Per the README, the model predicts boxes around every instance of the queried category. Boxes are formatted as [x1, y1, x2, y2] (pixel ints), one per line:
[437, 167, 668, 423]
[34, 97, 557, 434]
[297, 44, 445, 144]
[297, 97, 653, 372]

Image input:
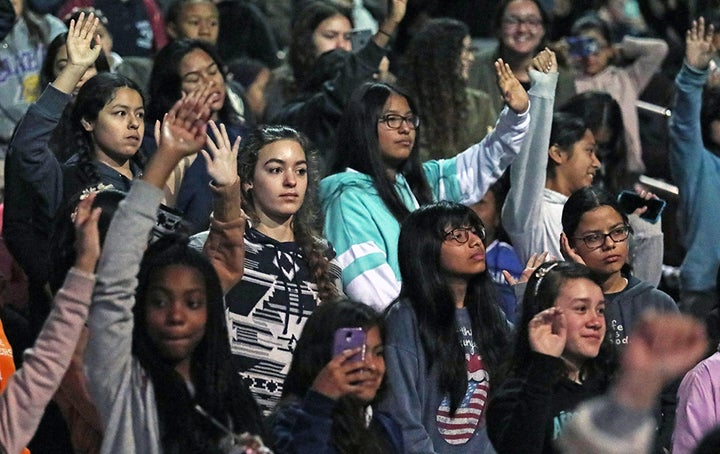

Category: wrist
[73, 256, 98, 274]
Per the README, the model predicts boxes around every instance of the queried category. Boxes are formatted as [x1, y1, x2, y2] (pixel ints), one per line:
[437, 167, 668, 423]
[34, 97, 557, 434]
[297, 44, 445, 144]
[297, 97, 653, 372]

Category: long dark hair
[69, 72, 145, 187]
[506, 260, 614, 383]
[238, 125, 338, 303]
[147, 39, 239, 125]
[561, 185, 633, 277]
[332, 82, 433, 222]
[133, 234, 262, 453]
[281, 299, 388, 453]
[396, 201, 510, 414]
[399, 18, 469, 156]
[289, 1, 352, 88]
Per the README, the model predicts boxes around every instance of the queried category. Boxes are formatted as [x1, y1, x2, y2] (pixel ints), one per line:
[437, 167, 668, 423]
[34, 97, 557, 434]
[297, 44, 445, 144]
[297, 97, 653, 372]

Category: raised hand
[388, 0, 407, 24]
[311, 348, 367, 400]
[503, 251, 550, 286]
[613, 312, 707, 409]
[66, 12, 102, 71]
[495, 58, 530, 114]
[201, 121, 240, 188]
[528, 307, 567, 358]
[73, 193, 102, 273]
[531, 47, 558, 74]
[686, 17, 716, 70]
[155, 87, 214, 159]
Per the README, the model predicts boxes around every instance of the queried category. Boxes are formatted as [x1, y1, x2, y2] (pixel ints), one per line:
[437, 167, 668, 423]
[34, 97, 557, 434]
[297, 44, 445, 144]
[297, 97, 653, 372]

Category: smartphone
[350, 29, 373, 53]
[332, 327, 366, 362]
[617, 190, 667, 224]
[567, 36, 598, 57]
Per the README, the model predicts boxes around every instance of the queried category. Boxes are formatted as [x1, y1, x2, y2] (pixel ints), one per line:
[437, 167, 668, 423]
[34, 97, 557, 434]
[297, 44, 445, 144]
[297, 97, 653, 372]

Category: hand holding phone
[311, 327, 367, 400]
[567, 36, 598, 57]
[617, 190, 666, 224]
[333, 327, 366, 362]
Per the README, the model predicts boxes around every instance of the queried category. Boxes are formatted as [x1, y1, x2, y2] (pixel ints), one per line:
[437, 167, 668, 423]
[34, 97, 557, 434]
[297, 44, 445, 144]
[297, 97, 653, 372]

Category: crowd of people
[2, 0, 720, 453]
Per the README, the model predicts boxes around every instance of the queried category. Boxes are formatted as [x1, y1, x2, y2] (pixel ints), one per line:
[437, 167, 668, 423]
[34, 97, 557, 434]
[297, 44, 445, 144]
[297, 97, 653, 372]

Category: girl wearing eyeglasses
[320, 59, 530, 311]
[559, 186, 677, 347]
[487, 260, 614, 454]
[379, 201, 511, 453]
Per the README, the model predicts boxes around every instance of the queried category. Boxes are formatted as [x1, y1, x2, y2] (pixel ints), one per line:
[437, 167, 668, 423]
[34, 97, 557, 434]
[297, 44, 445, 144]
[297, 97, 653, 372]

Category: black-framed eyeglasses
[502, 15, 543, 28]
[378, 114, 420, 130]
[444, 227, 486, 245]
[573, 225, 632, 250]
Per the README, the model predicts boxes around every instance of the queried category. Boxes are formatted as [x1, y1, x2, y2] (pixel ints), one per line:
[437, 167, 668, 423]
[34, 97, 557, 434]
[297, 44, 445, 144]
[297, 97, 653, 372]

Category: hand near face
[686, 17, 716, 70]
[528, 306, 567, 358]
[311, 348, 367, 400]
[559, 232, 587, 266]
[155, 87, 213, 159]
[66, 12, 102, 71]
[201, 121, 240, 187]
[495, 58, 530, 113]
[531, 47, 557, 73]
[73, 192, 102, 273]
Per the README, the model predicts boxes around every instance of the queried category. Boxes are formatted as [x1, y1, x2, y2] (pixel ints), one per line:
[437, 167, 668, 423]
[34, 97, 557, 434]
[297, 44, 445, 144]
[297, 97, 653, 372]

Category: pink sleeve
[673, 360, 720, 453]
[0, 268, 94, 454]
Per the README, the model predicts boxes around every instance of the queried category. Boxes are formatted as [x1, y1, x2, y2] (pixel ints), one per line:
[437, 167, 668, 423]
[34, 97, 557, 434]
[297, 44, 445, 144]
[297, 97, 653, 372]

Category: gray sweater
[86, 180, 164, 454]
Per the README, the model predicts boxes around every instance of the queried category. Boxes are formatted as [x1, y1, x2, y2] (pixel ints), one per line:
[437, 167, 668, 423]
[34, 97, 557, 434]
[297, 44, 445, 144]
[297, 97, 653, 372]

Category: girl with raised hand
[487, 261, 614, 453]
[146, 38, 252, 232]
[4, 11, 143, 335]
[86, 92, 266, 453]
[0, 193, 100, 454]
[271, 299, 402, 453]
[321, 59, 530, 311]
[380, 201, 510, 453]
[190, 124, 341, 415]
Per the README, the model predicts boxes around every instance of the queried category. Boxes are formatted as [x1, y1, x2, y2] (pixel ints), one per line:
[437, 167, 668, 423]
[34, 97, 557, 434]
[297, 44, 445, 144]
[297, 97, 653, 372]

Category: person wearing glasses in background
[467, 0, 577, 116]
[559, 185, 679, 452]
[320, 58, 530, 311]
[559, 186, 678, 347]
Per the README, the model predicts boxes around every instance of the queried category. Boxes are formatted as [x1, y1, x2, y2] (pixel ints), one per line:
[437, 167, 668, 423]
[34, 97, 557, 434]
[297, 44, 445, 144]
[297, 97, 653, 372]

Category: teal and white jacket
[320, 105, 530, 310]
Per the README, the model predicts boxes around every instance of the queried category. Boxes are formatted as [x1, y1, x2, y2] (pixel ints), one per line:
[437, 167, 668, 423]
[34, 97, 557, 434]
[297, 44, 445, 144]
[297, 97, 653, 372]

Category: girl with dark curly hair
[399, 18, 496, 161]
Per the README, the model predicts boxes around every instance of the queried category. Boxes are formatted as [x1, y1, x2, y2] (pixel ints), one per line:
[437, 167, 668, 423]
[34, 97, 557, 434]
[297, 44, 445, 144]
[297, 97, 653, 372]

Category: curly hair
[399, 18, 469, 156]
[237, 125, 338, 303]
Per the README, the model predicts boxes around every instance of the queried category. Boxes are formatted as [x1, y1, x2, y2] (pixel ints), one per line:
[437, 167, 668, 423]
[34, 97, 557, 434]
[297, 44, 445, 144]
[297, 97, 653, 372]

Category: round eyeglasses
[573, 225, 632, 250]
[378, 114, 420, 130]
[443, 227, 486, 245]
